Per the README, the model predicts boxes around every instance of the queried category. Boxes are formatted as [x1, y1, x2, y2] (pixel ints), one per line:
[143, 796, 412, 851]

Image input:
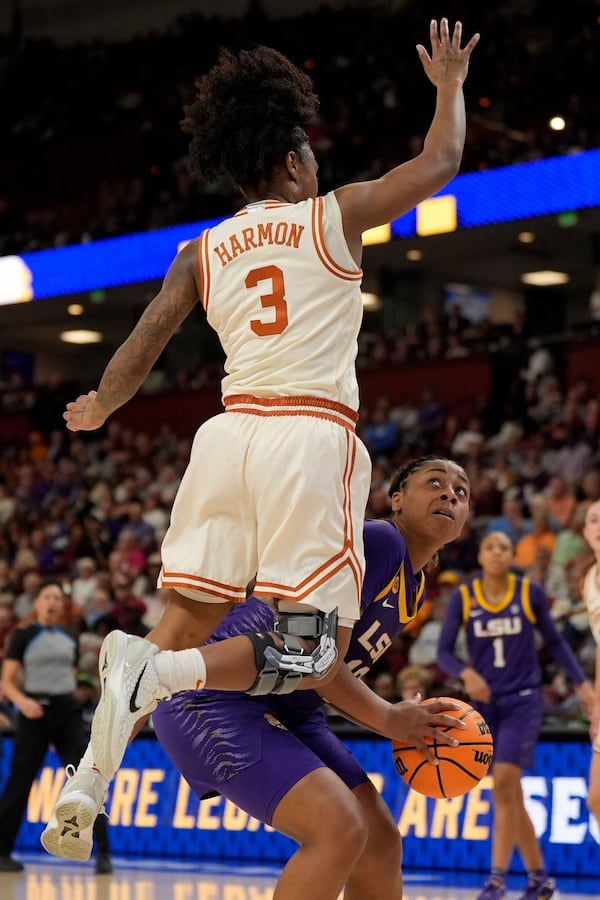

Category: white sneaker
[91, 630, 170, 774]
[40, 766, 106, 861]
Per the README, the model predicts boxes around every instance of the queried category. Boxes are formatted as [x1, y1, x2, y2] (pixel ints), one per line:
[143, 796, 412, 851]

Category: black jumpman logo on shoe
[61, 815, 80, 838]
[129, 662, 148, 713]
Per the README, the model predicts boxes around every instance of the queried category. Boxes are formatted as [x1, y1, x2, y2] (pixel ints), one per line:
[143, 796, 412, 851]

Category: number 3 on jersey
[247, 265, 289, 336]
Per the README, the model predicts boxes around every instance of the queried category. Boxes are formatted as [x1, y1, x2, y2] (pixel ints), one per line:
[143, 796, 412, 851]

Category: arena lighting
[362, 223, 391, 245]
[361, 292, 381, 310]
[416, 194, 457, 236]
[60, 329, 104, 344]
[520, 270, 570, 286]
[2, 150, 600, 303]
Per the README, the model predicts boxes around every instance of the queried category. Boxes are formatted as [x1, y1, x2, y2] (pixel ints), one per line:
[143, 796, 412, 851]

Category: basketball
[391, 697, 494, 799]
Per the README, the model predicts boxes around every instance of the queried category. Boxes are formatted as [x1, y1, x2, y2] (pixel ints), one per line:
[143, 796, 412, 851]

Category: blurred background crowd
[0, 342, 598, 731]
[1, 0, 599, 254]
[1, 0, 600, 733]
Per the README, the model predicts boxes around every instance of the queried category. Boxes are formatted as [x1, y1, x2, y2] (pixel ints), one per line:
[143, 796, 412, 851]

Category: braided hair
[388, 456, 469, 574]
[388, 455, 457, 497]
[182, 46, 319, 192]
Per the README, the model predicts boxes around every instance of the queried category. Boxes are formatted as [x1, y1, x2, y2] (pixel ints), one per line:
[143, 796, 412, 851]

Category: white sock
[153, 648, 207, 694]
[79, 743, 110, 792]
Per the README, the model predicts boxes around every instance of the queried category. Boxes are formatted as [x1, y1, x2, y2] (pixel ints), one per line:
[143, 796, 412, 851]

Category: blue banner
[1, 150, 599, 303]
[2, 730, 598, 876]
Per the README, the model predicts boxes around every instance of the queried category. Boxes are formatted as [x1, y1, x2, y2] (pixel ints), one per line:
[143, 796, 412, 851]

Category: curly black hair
[181, 45, 319, 191]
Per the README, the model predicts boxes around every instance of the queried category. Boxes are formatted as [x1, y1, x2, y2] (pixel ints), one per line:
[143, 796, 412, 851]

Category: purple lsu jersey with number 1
[437, 572, 588, 697]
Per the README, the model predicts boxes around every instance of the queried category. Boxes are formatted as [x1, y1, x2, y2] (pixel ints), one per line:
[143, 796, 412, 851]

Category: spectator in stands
[545, 475, 577, 531]
[416, 305, 445, 352]
[516, 448, 550, 511]
[109, 574, 148, 637]
[112, 527, 147, 578]
[389, 395, 419, 445]
[554, 423, 594, 485]
[0, 483, 17, 527]
[416, 385, 447, 450]
[450, 415, 486, 458]
[579, 397, 600, 458]
[0, 600, 19, 661]
[396, 664, 432, 701]
[0, 559, 18, 597]
[514, 495, 556, 572]
[434, 412, 462, 458]
[368, 668, 398, 702]
[552, 506, 588, 568]
[578, 468, 600, 512]
[84, 585, 114, 631]
[363, 398, 401, 459]
[486, 492, 532, 546]
[13, 570, 42, 620]
[469, 469, 504, 531]
[57, 586, 86, 636]
[141, 492, 170, 544]
[70, 557, 99, 617]
[525, 546, 571, 618]
[437, 518, 480, 576]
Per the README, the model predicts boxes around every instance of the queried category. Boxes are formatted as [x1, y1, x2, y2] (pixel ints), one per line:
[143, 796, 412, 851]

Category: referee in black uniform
[0, 578, 111, 873]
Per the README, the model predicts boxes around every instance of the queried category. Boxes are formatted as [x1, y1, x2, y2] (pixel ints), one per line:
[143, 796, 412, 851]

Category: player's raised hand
[417, 18, 480, 86]
[63, 390, 106, 432]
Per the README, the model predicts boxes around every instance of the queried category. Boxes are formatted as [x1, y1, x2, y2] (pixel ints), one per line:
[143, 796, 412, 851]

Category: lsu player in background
[438, 530, 595, 900]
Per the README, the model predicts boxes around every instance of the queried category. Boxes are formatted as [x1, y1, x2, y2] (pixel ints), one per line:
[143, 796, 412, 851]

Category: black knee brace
[244, 607, 339, 696]
[244, 632, 304, 695]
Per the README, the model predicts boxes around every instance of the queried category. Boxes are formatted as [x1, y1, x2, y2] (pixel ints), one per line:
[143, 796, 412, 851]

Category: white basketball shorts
[158, 395, 372, 626]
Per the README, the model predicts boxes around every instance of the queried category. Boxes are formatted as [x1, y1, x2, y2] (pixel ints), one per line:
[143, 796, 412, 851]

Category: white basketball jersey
[197, 191, 364, 410]
[584, 563, 600, 645]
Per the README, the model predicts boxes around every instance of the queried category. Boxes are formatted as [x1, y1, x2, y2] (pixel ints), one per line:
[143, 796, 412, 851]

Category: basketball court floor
[1, 854, 598, 900]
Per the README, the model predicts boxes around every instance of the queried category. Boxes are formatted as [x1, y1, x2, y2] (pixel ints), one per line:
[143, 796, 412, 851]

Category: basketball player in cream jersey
[583, 499, 600, 828]
[42, 19, 479, 866]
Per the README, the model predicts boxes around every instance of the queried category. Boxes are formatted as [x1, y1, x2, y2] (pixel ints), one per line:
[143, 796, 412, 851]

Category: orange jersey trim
[198, 229, 211, 312]
[224, 394, 358, 430]
[160, 571, 247, 603]
[312, 196, 363, 281]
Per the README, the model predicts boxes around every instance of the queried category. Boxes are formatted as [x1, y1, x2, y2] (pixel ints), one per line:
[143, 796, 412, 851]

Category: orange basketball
[391, 697, 494, 798]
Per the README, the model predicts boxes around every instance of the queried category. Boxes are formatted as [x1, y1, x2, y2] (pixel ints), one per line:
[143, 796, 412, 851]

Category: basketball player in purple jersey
[151, 456, 472, 900]
[437, 530, 595, 900]
[46, 457, 471, 898]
